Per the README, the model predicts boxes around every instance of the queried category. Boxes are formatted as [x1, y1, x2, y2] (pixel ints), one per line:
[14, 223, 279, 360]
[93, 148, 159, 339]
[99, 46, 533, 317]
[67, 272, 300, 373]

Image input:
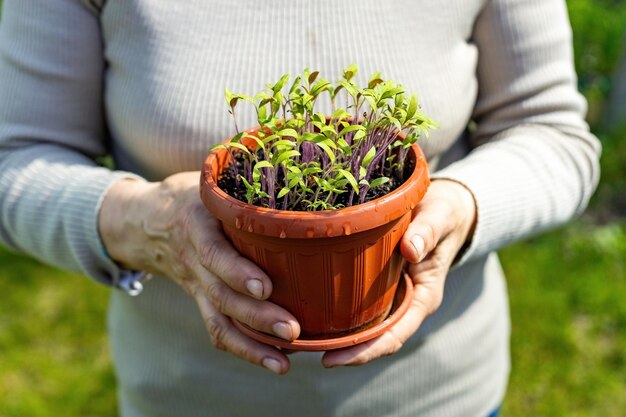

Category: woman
[0, 0, 600, 416]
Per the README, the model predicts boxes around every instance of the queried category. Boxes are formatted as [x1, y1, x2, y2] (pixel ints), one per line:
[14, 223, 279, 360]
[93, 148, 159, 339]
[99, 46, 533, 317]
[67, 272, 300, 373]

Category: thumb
[400, 223, 438, 264]
[400, 205, 450, 264]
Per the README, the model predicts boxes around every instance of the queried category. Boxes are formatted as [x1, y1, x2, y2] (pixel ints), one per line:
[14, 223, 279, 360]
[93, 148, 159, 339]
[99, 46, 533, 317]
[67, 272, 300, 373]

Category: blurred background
[0, 1, 624, 416]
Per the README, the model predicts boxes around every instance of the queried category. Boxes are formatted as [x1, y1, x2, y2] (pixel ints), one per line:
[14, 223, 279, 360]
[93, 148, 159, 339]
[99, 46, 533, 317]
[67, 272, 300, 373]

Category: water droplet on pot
[247, 224, 254, 232]
[235, 217, 243, 230]
[306, 228, 315, 238]
[342, 224, 352, 236]
[326, 224, 333, 237]
[279, 229, 287, 239]
[410, 202, 415, 210]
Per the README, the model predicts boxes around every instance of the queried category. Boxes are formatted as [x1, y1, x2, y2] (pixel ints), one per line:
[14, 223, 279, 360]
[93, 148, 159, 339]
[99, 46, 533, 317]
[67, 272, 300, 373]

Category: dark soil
[217, 151, 415, 211]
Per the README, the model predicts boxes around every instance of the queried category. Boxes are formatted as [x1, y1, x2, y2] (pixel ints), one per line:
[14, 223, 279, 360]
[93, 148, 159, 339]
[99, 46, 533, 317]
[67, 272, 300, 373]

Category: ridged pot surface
[200, 133, 430, 339]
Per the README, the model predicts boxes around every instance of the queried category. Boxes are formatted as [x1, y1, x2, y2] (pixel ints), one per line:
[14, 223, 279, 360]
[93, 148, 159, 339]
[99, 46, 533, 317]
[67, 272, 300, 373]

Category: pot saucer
[232, 273, 414, 351]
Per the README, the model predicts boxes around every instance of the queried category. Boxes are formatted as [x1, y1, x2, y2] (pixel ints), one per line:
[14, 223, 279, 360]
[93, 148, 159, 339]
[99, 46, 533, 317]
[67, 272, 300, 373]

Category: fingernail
[411, 235, 425, 261]
[262, 357, 283, 374]
[272, 322, 293, 340]
[246, 279, 264, 299]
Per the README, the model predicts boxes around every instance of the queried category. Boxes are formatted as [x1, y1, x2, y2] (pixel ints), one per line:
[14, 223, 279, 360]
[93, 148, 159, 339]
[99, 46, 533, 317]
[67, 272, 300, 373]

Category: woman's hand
[322, 179, 477, 367]
[98, 172, 300, 374]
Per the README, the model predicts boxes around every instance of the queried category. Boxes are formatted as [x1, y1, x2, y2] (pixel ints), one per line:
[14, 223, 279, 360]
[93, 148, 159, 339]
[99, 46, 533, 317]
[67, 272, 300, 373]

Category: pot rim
[200, 132, 430, 239]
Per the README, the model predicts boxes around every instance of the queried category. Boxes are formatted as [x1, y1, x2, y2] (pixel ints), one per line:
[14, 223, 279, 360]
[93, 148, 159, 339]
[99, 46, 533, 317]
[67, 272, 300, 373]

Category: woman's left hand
[322, 179, 477, 367]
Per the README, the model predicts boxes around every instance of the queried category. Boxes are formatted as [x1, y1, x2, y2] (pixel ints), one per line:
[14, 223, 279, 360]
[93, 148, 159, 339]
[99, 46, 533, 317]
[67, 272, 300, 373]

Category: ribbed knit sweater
[0, 1, 600, 416]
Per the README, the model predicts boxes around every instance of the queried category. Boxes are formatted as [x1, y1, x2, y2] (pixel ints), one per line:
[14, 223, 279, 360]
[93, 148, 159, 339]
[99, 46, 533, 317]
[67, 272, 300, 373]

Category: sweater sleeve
[431, 0, 601, 263]
[0, 0, 144, 285]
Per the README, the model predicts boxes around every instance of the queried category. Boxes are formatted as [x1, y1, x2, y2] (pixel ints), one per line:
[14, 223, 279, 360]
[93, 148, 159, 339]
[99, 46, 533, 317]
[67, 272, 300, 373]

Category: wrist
[98, 178, 158, 270]
[430, 178, 477, 242]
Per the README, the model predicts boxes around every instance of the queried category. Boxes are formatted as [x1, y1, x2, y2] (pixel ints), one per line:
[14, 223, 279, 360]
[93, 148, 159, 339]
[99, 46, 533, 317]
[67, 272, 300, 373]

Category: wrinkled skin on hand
[322, 179, 477, 368]
[99, 172, 300, 375]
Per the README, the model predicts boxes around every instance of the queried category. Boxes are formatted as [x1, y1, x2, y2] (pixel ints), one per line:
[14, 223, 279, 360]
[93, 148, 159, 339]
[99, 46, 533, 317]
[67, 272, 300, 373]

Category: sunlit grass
[500, 222, 626, 416]
[0, 248, 117, 417]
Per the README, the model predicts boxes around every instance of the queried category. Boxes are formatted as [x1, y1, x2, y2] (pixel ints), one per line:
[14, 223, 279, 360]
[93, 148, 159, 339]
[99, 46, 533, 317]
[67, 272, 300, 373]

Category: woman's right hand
[98, 171, 300, 374]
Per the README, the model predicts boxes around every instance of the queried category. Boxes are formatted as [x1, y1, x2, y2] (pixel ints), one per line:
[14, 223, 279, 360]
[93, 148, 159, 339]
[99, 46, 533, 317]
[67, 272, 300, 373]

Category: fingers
[193, 284, 291, 375]
[192, 262, 301, 341]
[191, 220, 274, 301]
[324, 231, 459, 368]
[400, 180, 476, 265]
[322, 278, 440, 367]
[182, 205, 302, 374]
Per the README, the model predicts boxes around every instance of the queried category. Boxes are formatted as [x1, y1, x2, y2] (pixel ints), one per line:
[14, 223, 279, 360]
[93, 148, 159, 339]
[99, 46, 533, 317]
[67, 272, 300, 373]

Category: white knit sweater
[0, 1, 600, 416]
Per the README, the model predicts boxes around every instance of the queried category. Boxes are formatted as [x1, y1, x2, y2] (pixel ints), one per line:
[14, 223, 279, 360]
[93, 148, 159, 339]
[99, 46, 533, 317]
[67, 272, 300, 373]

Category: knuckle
[212, 339, 227, 352]
[205, 315, 228, 345]
[205, 281, 229, 312]
[387, 335, 404, 355]
[426, 286, 444, 315]
[430, 254, 448, 273]
[199, 240, 224, 271]
[232, 344, 256, 364]
[241, 307, 263, 329]
[422, 223, 437, 247]
[179, 208, 197, 231]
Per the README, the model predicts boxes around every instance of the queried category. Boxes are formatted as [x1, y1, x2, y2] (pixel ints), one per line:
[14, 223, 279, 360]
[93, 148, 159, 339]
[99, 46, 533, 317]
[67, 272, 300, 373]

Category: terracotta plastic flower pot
[200, 129, 430, 349]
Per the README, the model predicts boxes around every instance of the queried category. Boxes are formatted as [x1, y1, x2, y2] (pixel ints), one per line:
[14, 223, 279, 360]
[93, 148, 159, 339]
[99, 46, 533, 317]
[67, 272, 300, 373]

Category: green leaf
[364, 95, 378, 112]
[336, 138, 352, 155]
[308, 70, 320, 84]
[210, 143, 227, 152]
[338, 124, 366, 136]
[315, 142, 336, 163]
[368, 72, 384, 89]
[302, 166, 323, 176]
[257, 103, 268, 123]
[277, 187, 291, 199]
[244, 133, 266, 152]
[229, 131, 246, 142]
[271, 140, 297, 149]
[406, 94, 418, 120]
[338, 80, 360, 99]
[225, 142, 251, 154]
[320, 125, 337, 137]
[239, 176, 256, 204]
[273, 150, 301, 165]
[361, 146, 376, 168]
[301, 132, 326, 144]
[224, 88, 237, 108]
[343, 64, 359, 81]
[272, 73, 290, 93]
[359, 166, 367, 179]
[256, 135, 275, 148]
[278, 128, 299, 139]
[352, 129, 366, 142]
[311, 79, 331, 97]
[272, 93, 282, 114]
[369, 177, 390, 188]
[254, 161, 273, 171]
[380, 86, 405, 102]
[331, 108, 349, 121]
[288, 75, 302, 95]
[337, 169, 359, 193]
[300, 93, 315, 107]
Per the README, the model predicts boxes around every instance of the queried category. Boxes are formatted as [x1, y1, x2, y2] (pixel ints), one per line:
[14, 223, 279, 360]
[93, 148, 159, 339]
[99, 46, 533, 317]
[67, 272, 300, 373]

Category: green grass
[0, 250, 117, 417]
[500, 222, 626, 416]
